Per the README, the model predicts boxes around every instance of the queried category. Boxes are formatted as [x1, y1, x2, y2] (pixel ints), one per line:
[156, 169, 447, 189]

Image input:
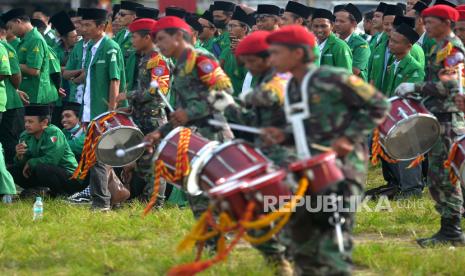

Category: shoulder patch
[346, 75, 375, 101]
[107, 49, 117, 55]
[198, 59, 214, 74]
[50, 136, 57, 143]
[33, 46, 39, 53]
[8, 51, 14, 58]
[1, 55, 7, 62]
[154, 66, 165, 76]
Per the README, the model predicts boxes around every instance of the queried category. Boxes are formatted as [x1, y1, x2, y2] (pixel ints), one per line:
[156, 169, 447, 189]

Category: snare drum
[449, 135, 465, 182]
[155, 127, 218, 188]
[187, 140, 271, 196]
[288, 151, 345, 195]
[208, 180, 249, 221]
[241, 170, 292, 217]
[378, 97, 440, 160]
[93, 111, 145, 167]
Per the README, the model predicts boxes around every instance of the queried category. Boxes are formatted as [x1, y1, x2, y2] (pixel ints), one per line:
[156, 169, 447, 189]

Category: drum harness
[284, 67, 345, 253]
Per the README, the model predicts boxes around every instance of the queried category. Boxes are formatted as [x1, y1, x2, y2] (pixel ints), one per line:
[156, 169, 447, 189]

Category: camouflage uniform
[225, 69, 295, 166]
[224, 69, 294, 264]
[157, 46, 233, 219]
[284, 64, 389, 275]
[408, 34, 465, 219]
[128, 47, 171, 202]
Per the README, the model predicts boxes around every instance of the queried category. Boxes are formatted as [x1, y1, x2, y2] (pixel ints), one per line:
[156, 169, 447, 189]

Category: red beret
[457, 5, 465, 11]
[235, 31, 270, 57]
[459, 10, 465, 21]
[151, 16, 192, 36]
[421, 5, 459, 22]
[266, 25, 316, 48]
[128, 18, 157, 32]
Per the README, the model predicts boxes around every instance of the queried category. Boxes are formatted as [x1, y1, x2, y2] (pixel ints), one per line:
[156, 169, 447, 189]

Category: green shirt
[14, 124, 78, 175]
[17, 27, 57, 104]
[200, 37, 221, 58]
[44, 28, 59, 48]
[83, 36, 126, 120]
[0, 40, 22, 110]
[320, 33, 353, 72]
[0, 43, 11, 112]
[48, 46, 62, 105]
[0, 142, 16, 195]
[346, 33, 371, 81]
[8, 37, 21, 52]
[65, 39, 88, 103]
[114, 29, 133, 92]
[383, 53, 425, 97]
[220, 46, 247, 96]
[62, 125, 85, 160]
[369, 32, 389, 90]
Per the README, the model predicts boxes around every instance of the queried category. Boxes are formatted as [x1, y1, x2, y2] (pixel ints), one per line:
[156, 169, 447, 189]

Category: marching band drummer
[395, 4, 465, 247]
[144, 16, 234, 249]
[261, 26, 389, 275]
[120, 18, 171, 207]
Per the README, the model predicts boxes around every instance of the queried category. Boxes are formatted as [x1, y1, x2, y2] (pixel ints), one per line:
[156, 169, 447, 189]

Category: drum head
[383, 114, 440, 160]
[96, 127, 145, 167]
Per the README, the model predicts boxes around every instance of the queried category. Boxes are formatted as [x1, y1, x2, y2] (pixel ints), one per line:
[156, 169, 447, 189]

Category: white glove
[395, 83, 415, 98]
[208, 91, 236, 112]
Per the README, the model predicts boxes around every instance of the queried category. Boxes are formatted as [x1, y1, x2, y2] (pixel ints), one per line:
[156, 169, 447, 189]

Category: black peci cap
[50, 11, 76, 36]
[312, 8, 335, 22]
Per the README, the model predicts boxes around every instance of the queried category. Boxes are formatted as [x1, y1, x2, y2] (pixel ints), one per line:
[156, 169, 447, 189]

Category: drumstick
[458, 63, 464, 95]
[310, 143, 333, 152]
[151, 81, 174, 112]
[208, 119, 263, 134]
[115, 142, 150, 158]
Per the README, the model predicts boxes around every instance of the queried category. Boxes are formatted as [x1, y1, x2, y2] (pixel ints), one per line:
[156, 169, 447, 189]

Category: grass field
[1, 166, 465, 275]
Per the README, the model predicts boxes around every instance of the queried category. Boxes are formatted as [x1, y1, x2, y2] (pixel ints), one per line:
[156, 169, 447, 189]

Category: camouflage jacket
[224, 69, 295, 165]
[421, 33, 465, 113]
[286, 64, 390, 185]
[128, 48, 171, 134]
[158, 46, 233, 141]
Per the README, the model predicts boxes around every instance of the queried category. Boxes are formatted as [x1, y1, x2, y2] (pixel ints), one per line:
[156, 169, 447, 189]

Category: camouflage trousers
[248, 227, 287, 264]
[134, 149, 166, 202]
[427, 122, 464, 219]
[282, 180, 363, 276]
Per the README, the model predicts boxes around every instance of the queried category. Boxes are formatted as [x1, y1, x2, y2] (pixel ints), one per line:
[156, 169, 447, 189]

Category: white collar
[91, 36, 105, 51]
[344, 33, 353, 43]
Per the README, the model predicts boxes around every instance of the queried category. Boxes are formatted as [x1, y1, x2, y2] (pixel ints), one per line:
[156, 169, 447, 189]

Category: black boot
[417, 217, 465, 248]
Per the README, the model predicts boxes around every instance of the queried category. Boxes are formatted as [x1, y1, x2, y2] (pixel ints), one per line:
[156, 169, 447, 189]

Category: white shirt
[318, 39, 328, 63]
[241, 72, 254, 95]
[417, 32, 426, 46]
[124, 29, 130, 39]
[75, 40, 91, 104]
[82, 36, 105, 123]
[344, 33, 353, 43]
[392, 59, 400, 74]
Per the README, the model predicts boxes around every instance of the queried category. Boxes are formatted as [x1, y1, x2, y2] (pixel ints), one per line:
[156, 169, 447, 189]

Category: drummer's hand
[170, 109, 189, 126]
[395, 83, 415, 98]
[438, 68, 459, 82]
[331, 136, 354, 158]
[454, 94, 465, 112]
[144, 130, 162, 153]
[261, 127, 285, 146]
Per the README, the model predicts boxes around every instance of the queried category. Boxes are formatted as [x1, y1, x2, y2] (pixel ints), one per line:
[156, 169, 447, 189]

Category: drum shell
[289, 151, 345, 195]
[241, 170, 291, 216]
[94, 112, 145, 167]
[378, 97, 440, 160]
[154, 127, 216, 187]
[208, 181, 249, 221]
[451, 135, 465, 182]
[197, 141, 270, 192]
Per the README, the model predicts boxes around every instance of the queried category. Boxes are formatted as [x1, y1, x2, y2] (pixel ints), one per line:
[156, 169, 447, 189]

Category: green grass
[1, 166, 465, 275]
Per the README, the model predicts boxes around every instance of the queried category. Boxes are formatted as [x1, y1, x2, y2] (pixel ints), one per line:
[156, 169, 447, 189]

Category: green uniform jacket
[65, 39, 87, 103]
[200, 37, 221, 58]
[0, 40, 22, 110]
[320, 33, 353, 71]
[419, 32, 436, 57]
[63, 125, 85, 160]
[48, 46, 62, 106]
[220, 46, 247, 97]
[369, 32, 389, 90]
[8, 37, 20, 52]
[383, 53, 425, 97]
[14, 124, 78, 175]
[0, 43, 11, 112]
[0, 142, 15, 194]
[410, 43, 425, 68]
[114, 28, 133, 92]
[369, 32, 381, 53]
[44, 28, 59, 48]
[346, 33, 370, 81]
[83, 36, 126, 120]
[17, 27, 57, 104]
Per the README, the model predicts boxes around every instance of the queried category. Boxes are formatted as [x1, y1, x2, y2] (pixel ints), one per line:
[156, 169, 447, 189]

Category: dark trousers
[9, 164, 87, 196]
[381, 159, 424, 194]
[0, 108, 24, 165]
[89, 162, 110, 208]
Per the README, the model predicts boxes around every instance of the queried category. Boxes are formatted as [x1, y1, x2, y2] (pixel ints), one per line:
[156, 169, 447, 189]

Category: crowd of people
[0, 0, 465, 275]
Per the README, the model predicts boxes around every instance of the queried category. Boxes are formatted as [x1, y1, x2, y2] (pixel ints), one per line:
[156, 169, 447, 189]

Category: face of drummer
[154, 29, 186, 58]
[132, 30, 152, 53]
[269, 44, 310, 73]
[424, 16, 452, 40]
[61, 110, 79, 130]
[240, 54, 271, 77]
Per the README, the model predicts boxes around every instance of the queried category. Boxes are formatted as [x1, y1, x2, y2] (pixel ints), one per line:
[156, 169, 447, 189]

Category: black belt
[433, 113, 452, 123]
